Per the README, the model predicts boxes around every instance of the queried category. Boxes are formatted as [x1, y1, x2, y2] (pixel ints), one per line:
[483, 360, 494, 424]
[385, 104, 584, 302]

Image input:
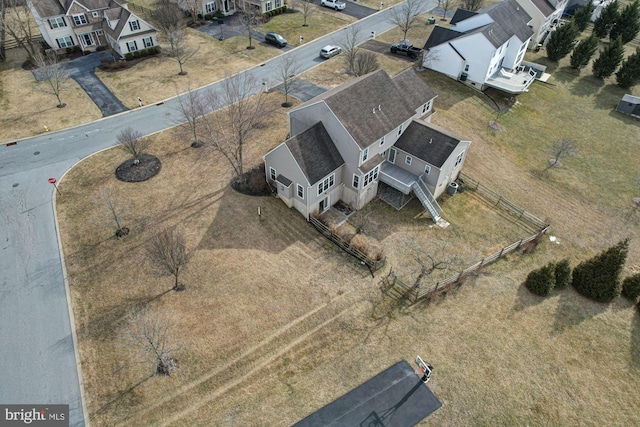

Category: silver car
[320, 45, 342, 59]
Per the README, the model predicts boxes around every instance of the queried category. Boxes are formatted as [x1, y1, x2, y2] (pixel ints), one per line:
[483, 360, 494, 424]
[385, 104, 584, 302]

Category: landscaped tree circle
[116, 154, 162, 182]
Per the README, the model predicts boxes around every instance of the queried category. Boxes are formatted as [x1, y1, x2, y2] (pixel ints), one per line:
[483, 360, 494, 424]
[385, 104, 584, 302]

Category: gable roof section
[29, 0, 66, 17]
[481, 0, 533, 43]
[423, 25, 463, 50]
[111, 6, 132, 38]
[394, 120, 464, 168]
[305, 70, 416, 149]
[529, 0, 556, 17]
[285, 122, 345, 184]
[392, 69, 437, 112]
[450, 8, 477, 24]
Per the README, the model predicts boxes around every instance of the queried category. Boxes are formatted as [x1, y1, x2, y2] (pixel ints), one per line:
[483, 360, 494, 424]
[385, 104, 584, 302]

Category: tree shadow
[569, 75, 605, 97]
[551, 287, 610, 336]
[553, 66, 581, 84]
[512, 282, 550, 312]
[593, 83, 629, 111]
[92, 373, 154, 418]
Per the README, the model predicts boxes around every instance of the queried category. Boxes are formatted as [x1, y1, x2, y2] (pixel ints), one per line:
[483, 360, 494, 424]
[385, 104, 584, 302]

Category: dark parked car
[265, 32, 287, 48]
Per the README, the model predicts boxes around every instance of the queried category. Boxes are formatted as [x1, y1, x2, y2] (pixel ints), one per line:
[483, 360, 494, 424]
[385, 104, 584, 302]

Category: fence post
[499, 247, 505, 257]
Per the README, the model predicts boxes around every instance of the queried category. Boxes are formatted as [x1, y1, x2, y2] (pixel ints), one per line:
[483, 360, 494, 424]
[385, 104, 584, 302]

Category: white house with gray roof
[28, 0, 157, 56]
[262, 69, 471, 221]
[422, 0, 537, 94]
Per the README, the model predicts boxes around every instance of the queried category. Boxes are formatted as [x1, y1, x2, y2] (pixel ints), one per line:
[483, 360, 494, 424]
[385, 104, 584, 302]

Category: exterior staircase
[411, 176, 442, 222]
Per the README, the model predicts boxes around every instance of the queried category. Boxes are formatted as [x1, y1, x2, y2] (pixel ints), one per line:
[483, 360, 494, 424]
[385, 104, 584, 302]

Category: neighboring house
[173, 0, 236, 17]
[514, 0, 569, 49]
[241, 0, 285, 14]
[262, 69, 471, 222]
[616, 94, 640, 119]
[422, 0, 537, 94]
[28, 0, 158, 56]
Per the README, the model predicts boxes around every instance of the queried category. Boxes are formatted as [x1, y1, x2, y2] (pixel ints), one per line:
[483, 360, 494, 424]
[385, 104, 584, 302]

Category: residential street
[0, 2, 437, 425]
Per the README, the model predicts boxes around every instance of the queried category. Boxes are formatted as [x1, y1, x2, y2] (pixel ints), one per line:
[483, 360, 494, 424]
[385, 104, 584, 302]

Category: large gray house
[262, 69, 471, 222]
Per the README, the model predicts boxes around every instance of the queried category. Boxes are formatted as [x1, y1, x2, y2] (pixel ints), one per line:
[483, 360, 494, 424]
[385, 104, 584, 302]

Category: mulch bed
[231, 164, 272, 196]
[115, 154, 162, 182]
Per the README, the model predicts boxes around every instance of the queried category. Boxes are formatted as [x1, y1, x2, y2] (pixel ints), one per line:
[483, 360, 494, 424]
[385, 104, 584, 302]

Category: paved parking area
[314, 0, 378, 19]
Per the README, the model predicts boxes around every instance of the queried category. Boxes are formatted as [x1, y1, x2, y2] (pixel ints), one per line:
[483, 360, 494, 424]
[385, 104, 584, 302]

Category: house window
[55, 36, 74, 48]
[49, 17, 66, 29]
[389, 148, 396, 164]
[379, 136, 385, 146]
[464, 64, 470, 72]
[352, 174, 359, 189]
[405, 155, 412, 165]
[72, 14, 88, 26]
[397, 124, 403, 137]
[129, 20, 141, 31]
[455, 151, 465, 167]
[143, 37, 154, 48]
[422, 100, 432, 114]
[362, 148, 369, 163]
[269, 167, 277, 181]
[317, 174, 335, 195]
[424, 164, 431, 174]
[266, 1, 272, 11]
[92, 11, 99, 18]
[206, 2, 217, 13]
[297, 184, 304, 198]
[126, 40, 138, 52]
[80, 33, 95, 46]
[363, 166, 379, 187]
[275, 0, 281, 7]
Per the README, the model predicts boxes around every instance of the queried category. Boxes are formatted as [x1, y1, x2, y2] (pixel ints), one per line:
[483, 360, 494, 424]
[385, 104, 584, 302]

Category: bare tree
[1, 0, 7, 61]
[180, 0, 200, 26]
[299, 0, 316, 27]
[175, 85, 207, 147]
[202, 71, 268, 183]
[544, 138, 577, 172]
[146, 227, 193, 291]
[459, 0, 485, 11]
[32, 50, 71, 108]
[95, 186, 130, 238]
[117, 127, 151, 162]
[239, 5, 261, 49]
[353, 51, 379, 77]
[125, 305, 179, 376]
[388, 0, 422, 41]
[277, 55, 299, 107]
[166, 26, 198, 75]
[440, 0, 454, 20]
[153, 0, 183, 34]
[340, 25, 363, 75]
[1, 0, 41, 62]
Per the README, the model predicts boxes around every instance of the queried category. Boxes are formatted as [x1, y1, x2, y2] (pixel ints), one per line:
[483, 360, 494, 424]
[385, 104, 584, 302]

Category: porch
[484, 66, 536, 94]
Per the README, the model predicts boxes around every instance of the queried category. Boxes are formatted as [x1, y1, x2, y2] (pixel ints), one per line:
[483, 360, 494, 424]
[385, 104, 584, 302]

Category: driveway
[314, 0, 377, 19]
[198, 15, 296, 50]
[32, 52, 129, 117]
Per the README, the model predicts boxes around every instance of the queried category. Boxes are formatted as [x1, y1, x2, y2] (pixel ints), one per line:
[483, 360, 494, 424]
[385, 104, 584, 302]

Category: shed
[616, 94, 640, 119]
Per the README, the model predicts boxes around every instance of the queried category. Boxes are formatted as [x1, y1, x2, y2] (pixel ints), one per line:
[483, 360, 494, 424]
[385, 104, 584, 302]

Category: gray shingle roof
[392, 68, 437, 112]
[450, 8, 477, 24]
[308, 70, 417, 149]
[394, 120, 464, 168]
[423, 26, 465, 50]
[530, 0, 556, 17]
[285, 122, 345, 185]
[29, 0, 66, 17]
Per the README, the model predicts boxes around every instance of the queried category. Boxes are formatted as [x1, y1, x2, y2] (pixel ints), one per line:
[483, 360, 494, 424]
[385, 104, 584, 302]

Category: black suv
[265, 32, 287, 48]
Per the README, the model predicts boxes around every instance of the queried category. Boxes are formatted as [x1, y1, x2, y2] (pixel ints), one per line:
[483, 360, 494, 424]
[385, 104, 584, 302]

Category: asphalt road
[0, 2, 437, 425]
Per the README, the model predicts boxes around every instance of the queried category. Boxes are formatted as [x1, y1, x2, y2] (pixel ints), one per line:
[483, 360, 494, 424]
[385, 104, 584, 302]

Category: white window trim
[126, 40, 137, 52]
[317, 173, 335, 196]
[49, 17, 66, 29]
[72, 14, 88, 26]
[275, 0, 281, 7]
[455, 151, 465, 167]
[389, 148, 396, 164]
[143, 36, 154, 47]
[56, 36, 74, 48]
[363, 166, 379, 188]
[92, 11, 99, 17]
[352, 174, 359, 189]
[129, 20, 141, 31]
[266, 1, 272, 11]
[405, 155, 412, 166]
[269, 167, 277, 181]
[424, 164, 431, 174]
[362, 148, 369, 163]
[206, 2, 217, 13]
[297, 184, 304, 198]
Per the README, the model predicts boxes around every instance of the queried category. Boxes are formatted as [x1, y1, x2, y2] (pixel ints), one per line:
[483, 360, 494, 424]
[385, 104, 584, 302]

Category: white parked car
[321, 0, 346, 10]
[320, 45, 342, 59]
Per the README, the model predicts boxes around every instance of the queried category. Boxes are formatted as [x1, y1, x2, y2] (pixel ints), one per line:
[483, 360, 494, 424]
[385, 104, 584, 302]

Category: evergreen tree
[593, 0, 620, 39]
[525, 262, 556, 296]
[570, 35, 599, 69]
[610, 0, 640, 44]
[572, 239, 629, 302]
[574, 3, 596, 33]
[622, 273, 640, 301]
[592, 35, 624, 78]
[554, 259, 572, 289]
[616, 47, 640, 88]
[546, 22, 579, 61]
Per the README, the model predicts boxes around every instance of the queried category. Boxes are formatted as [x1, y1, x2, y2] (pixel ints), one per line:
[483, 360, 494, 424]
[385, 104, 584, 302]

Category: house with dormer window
[422, 0, 537, 94]
[262, 69, 471, 222]
[27, 0, 157, 56]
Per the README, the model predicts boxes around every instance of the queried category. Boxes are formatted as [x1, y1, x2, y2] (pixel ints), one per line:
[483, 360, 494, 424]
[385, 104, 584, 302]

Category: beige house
[28, 0, 158, 56]
[263, 69, 471, 222]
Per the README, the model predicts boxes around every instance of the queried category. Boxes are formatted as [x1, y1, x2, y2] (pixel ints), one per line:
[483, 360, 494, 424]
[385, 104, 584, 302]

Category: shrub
[554, 259, 572, 289]
[204, 13, 214, 20]
[133, 50, 142, 59]
[125, 53, 134, 61]
[96, 45, 107, 52]
[622, 273, 640, 301]
[524, 262, 556, 296]
[572, 239, 629, 302]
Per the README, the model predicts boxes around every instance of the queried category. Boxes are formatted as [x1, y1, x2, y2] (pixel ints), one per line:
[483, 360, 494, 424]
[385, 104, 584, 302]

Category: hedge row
[124, 46, 161, 61]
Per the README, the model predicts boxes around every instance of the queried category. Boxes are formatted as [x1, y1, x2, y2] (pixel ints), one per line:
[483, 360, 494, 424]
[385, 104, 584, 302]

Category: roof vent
[378, 104, 381, 110]
[429, 138, 433, 144]
[372, 108, 376, 114]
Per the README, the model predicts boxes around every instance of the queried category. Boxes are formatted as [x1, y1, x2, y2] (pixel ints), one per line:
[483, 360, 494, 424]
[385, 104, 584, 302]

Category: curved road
[0, 2, 436, 425]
